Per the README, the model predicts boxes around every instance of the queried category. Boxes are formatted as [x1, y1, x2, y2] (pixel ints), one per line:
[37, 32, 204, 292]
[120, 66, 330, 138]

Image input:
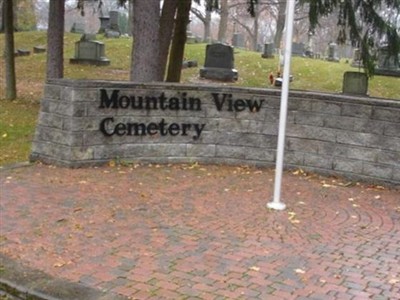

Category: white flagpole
[267, 0, 296, 210]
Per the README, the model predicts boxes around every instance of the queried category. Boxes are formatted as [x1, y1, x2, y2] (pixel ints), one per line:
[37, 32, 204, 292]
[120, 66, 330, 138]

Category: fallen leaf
[322, 184, 333, 188]
[53, 261, 66, 268]
[188, 162, 199, 169]
[341, 181, 355, 187]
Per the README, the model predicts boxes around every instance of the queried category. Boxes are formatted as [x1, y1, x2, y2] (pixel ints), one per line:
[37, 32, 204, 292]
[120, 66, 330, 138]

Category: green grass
[0, 100, 39, 164]
[0, 31, 399, 166]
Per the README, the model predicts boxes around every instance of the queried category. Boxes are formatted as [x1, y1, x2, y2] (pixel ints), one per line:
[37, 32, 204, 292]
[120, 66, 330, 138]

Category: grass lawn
[1, 31, 399, 166]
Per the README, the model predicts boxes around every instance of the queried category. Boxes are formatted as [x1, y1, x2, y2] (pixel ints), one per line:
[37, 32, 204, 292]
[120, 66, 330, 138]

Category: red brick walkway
[1, 163, 399, 299]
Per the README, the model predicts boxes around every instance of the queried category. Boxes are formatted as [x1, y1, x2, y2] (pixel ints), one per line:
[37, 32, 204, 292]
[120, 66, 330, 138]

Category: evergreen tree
[300, 0, 400, 76]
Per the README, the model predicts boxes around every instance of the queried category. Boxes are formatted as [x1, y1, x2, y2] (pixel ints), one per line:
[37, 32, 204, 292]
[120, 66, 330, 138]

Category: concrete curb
[0, 254, 128, 300]
[0, 162, 32, 172]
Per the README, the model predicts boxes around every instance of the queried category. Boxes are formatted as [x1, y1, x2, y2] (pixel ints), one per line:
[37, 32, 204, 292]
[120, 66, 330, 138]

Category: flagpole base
[267, 201, 286, 210]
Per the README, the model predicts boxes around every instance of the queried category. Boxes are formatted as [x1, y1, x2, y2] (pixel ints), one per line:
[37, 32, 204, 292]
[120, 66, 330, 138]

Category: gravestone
[105, 11, 120, 38]
[70, 22, 85, 34]
[304, 49, 314, 58]
[232, 33, 245, 48]
[342, 71, 368, 95]
[292, 42, 305, 56]
[70, 34, 110, 66]
[261, 43, 274, 58]
[186, 30, 196, 44]
[305, 32, 314, 58]
[15, 49, 30, 56]
[98, 16, 110, 34]
[327, 42, 340, 62]
[33, 46, 46, 53]
[375, 46, 400, 77]
[186, 21, 196, 44]
[182, 60, 198, 69]
[199, 43, 238, 81]
[351, 48, 362, 67]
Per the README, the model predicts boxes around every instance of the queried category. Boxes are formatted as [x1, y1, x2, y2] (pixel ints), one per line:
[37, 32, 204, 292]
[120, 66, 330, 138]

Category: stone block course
[341, 103, 372, 118]
[372, 107, 400, 122]
[31, 79, 400, 184]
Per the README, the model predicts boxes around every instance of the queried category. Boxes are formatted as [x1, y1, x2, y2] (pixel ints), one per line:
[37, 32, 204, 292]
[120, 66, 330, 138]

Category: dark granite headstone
[98, 16, 110, 34]
[261, 43, 274, 58]
[199, 43, 238, 81]
[105, 11, 120, 38]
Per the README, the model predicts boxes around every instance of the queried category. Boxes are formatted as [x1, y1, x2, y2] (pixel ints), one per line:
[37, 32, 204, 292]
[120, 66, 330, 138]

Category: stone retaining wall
[30, 79, 400, 184]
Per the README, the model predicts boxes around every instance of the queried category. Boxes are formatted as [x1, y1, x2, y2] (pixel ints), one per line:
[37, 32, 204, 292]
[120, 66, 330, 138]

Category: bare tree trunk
[204, 10, 211, 42]
[46, 0, 65, 79]
[159, 0, 178, 80]
[252, 3, 259, 51]
[217, 0, 228, 43]
[13, 0, 17, 30]
[0, 0, 4, 32]
[191, 6, 211, 43]
[128, 0, 133, 35]
[274, 0, 286, 49]
[131, 0, 160, 82]
[165, 0, 191, 82]
[4, 0, 17, 100]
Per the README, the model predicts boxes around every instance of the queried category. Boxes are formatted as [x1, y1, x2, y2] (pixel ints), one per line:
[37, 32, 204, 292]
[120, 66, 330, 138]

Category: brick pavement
[0, 163, 399, 299]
